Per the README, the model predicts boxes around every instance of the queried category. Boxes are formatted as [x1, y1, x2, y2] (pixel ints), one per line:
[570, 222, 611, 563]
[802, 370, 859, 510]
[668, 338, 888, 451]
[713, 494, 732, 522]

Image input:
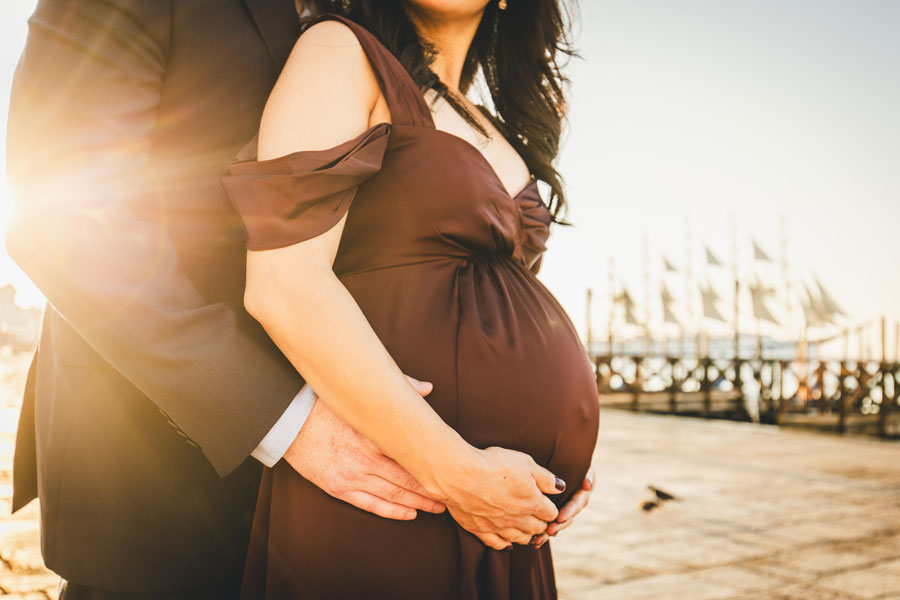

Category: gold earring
[499, 0, 507, 9]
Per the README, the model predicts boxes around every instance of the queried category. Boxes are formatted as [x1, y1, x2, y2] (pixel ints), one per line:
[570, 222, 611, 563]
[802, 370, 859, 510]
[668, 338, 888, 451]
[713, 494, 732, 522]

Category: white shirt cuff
[251, 383, 317, 467]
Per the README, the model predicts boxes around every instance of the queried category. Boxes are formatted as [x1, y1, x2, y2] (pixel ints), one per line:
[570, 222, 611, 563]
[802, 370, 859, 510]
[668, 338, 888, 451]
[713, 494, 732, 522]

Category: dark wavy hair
[305, 0, 577, 223]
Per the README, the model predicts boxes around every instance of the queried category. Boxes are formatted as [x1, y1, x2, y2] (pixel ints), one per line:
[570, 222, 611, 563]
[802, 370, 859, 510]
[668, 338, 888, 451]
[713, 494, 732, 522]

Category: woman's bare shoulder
[258, 19, 381, 160]
[296, 18, 364, 49]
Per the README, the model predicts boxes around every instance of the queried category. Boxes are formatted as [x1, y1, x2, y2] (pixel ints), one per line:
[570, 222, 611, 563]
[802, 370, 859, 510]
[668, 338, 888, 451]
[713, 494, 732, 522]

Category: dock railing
[591, 353, 900, 438]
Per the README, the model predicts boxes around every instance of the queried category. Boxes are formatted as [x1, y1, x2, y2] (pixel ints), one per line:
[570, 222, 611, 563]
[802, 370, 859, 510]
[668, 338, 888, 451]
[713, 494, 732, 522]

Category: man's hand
[531, 466, 594, 547]
[282, 375, 446, 520]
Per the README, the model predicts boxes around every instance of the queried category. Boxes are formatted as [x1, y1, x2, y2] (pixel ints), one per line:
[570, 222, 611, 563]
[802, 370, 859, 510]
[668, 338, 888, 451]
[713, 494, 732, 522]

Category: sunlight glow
[1, 0, 44, 309]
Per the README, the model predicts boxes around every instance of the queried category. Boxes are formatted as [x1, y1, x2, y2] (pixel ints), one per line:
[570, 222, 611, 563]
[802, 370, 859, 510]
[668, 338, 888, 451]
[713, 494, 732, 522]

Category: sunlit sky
[1, 0, 898, 356]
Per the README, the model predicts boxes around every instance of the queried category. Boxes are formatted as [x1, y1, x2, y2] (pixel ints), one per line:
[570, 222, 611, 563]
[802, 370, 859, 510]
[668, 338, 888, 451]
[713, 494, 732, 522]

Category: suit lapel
[243, 0, 302, 71]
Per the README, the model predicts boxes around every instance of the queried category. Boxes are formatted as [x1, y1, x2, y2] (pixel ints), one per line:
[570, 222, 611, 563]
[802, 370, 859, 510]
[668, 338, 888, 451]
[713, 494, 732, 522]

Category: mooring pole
[732, 214, 739, 361]
[586, 288, 593, 351]
[608, 256, 615, 357]
[879, 316, 888, 438]
[895, 321, 899, 364]
[685, 216, 693, 359]
[643, 234, 651, 356]
[894, 321, 899, 364]
[843, 327, 849, 362]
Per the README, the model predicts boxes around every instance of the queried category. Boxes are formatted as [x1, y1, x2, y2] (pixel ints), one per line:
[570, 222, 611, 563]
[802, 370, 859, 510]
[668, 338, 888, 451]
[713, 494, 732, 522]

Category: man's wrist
[251, 383, 318, 467]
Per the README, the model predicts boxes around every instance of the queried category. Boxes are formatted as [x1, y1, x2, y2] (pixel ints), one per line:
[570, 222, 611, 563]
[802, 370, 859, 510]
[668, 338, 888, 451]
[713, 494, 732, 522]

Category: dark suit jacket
[5, 0, 304, 591]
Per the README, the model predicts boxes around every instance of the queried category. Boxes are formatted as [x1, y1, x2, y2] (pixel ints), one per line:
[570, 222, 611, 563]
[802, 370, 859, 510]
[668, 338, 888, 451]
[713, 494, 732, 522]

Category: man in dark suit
[5, 1, 594, 598]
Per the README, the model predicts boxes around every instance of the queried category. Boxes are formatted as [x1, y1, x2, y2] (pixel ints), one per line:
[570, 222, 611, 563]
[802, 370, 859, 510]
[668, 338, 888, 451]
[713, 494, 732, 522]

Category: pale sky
[2, 0, 898, 358]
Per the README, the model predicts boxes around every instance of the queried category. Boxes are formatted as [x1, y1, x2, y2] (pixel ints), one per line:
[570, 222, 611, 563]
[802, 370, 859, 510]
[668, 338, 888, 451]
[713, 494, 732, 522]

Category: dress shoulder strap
[303, 13, 434, 128]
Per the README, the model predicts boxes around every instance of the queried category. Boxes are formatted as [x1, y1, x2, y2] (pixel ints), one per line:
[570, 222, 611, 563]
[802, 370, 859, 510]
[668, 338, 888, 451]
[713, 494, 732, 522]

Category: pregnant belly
[341, 257, 600, 508]
[455, 256, 599, 507]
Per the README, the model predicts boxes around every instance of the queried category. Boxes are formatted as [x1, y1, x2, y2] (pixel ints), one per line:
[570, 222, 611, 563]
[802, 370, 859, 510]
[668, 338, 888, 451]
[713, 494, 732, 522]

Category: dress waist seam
[337, 256, 458, 279]
[337, 252, 524, 279]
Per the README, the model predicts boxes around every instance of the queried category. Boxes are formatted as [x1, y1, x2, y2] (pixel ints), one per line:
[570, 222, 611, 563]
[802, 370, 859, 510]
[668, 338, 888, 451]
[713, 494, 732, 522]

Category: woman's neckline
[420, 89, 536, 200]
[314, 14, 535, 201]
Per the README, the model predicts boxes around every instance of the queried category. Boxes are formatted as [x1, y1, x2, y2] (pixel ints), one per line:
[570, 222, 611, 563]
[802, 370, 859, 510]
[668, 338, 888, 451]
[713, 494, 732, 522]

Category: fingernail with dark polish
[555, 477, 566, 492]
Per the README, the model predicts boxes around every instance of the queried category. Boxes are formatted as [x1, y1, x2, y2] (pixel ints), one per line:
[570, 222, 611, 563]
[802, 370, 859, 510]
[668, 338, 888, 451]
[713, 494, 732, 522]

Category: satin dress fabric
[222, 14, 600, 600]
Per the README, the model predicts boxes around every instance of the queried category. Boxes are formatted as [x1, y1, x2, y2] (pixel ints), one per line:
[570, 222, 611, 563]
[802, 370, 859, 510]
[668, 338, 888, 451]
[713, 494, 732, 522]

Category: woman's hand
[546, 466, 593, 536]
[430, 446, 564, 550]
[530, 466, 594, 548]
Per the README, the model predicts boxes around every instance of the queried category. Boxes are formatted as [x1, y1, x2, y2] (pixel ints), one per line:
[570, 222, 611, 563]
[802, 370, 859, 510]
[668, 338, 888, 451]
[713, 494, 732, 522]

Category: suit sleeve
[5, 0, 303, 477]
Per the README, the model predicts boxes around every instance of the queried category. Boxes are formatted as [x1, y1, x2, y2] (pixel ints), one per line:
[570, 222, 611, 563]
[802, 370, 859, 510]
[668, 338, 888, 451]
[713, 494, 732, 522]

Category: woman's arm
[245, 21, 562, 549]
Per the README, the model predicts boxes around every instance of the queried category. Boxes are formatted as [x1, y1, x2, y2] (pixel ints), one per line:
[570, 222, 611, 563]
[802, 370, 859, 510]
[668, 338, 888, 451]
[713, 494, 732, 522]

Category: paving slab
[818, 562, 900, 599]
[552, 408, 900, 599]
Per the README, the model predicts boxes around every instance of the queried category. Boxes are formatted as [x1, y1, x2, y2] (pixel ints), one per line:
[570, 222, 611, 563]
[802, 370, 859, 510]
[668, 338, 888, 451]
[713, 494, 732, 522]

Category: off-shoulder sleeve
[222, 122, 390, 251]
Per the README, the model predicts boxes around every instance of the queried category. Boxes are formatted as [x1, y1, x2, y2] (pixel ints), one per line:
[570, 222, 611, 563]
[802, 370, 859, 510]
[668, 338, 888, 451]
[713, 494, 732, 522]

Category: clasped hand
[284, 375, 592, 551]
[428, 445, 563, 550]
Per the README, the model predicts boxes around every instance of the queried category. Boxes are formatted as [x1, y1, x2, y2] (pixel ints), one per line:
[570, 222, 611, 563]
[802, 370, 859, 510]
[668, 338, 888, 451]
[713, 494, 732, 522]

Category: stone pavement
[0, 350, 898, 599]
[1, 352, 57, 599]
[552, 410, 900, 599]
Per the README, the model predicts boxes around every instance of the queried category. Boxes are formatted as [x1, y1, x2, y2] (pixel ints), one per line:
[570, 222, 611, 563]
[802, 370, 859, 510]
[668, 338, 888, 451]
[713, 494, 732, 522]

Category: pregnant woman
[222, 1, 598, 598]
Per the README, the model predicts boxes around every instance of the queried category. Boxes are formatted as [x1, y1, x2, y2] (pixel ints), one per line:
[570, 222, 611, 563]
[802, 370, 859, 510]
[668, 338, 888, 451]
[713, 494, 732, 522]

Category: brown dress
[222, 14, 600, 600]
